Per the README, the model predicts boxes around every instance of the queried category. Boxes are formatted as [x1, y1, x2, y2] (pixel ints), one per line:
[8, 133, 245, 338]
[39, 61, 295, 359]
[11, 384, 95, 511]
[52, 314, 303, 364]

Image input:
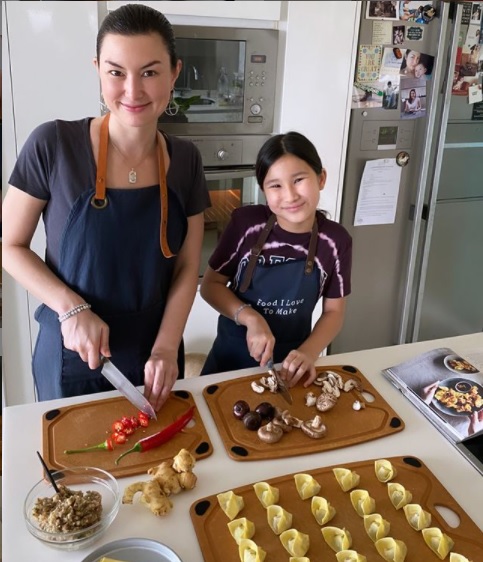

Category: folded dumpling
[363, 513, 390, 542]
[387, 483, 412, 510]
[403, 503, 431, 531]
[333, 468, 360, 492]
[238, 538, 266, 562]
[449, 553, 472, 562]
[350, 489, 376, 517]
[374, 459, 398, 483]
[294, 473, 321, 500]
[375, 537, 408, 562]
[227, 517, 255, 545]
[321, 526, 353, 552]
[253, 481, 279, 508]
[217, 490, 244, 520]
[422, 528, 455, 560]
[280, 528, 310, 557]
[311, 496, 336, 525]
[267, 504, 293, 535]
[335, 550, 367, 562]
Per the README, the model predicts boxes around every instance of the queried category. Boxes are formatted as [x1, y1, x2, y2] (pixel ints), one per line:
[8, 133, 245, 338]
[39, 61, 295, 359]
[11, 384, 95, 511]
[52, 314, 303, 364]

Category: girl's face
[96, 32, 181, 128]
[410, 90, 416, 99]
[262, 154, 326, 233]
[406, 50, 421, 70]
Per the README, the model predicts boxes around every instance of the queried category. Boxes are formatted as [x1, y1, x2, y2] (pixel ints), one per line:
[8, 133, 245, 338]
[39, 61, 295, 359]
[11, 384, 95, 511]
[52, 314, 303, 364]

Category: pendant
[128, 168, 137, 184]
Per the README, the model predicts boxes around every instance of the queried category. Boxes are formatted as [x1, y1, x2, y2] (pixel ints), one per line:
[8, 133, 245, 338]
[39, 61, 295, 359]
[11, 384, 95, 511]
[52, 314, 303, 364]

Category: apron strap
[92, 113, 174, 258]
[305, 213, 319, 274]
[239, 212, 319, 293]
[239, 214, 276, 293]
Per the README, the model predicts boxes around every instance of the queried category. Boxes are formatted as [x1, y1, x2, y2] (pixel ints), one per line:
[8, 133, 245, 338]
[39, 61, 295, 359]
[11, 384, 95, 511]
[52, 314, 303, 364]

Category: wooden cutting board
[203, 365, 404, 461]
[42, 390, 213, 478]
[190, 455, 482, 562]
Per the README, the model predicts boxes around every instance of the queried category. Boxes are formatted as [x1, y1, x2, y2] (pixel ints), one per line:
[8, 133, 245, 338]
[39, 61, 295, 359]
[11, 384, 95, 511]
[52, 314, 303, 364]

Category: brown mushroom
[344, 378, 363, 392]
[272, 416, 293, 433]
[316, 392, 338, 412]
[301, 415, 327, 439]
[281, 410, 303, 428]
[257, 421, 284, 444]
[305, 391, 317, 407]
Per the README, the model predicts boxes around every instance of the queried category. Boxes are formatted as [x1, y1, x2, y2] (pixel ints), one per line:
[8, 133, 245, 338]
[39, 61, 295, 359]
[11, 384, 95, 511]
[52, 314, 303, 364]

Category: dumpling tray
[190, 456, 482, 562]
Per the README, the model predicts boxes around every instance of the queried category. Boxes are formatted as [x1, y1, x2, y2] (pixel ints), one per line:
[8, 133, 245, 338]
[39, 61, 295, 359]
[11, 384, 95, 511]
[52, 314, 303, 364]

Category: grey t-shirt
[9, 117, 210, 271]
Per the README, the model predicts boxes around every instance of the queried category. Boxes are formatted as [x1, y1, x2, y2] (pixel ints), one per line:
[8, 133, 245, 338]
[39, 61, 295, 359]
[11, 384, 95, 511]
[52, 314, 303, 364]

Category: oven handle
[203, 168, 256, 181]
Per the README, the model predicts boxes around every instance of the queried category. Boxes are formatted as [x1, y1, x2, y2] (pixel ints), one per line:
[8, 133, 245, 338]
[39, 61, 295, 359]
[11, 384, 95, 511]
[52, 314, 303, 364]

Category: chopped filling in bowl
[32, 484, 102, 534]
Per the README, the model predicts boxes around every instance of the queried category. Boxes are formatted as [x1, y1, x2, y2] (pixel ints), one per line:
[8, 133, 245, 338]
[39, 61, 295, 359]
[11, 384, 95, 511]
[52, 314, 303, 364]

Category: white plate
[443, 354, 479, 375]
[81, 538, 183, 562]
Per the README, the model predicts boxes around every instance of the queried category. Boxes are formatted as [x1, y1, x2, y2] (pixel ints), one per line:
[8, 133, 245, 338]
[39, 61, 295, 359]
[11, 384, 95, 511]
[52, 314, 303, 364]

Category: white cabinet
[108, 1, 282, 23]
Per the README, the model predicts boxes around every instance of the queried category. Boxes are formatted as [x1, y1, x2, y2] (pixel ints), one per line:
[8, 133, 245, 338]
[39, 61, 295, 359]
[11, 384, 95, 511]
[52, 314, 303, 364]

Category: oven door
[200, 167, 265, 278]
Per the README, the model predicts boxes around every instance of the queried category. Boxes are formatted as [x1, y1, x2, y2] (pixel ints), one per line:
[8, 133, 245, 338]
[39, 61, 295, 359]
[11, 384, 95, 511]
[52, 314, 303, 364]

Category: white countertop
[3, 333, 483, 561]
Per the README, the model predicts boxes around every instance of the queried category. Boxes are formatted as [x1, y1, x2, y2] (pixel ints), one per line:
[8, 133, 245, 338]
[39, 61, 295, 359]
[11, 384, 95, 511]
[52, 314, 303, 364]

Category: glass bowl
[24, 466, 120, 551]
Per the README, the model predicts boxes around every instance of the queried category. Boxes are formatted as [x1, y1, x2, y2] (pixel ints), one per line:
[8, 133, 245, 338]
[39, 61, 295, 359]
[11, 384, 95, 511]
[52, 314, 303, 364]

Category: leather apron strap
[239, 213, 319, 293]
[92, 112, 174, 258]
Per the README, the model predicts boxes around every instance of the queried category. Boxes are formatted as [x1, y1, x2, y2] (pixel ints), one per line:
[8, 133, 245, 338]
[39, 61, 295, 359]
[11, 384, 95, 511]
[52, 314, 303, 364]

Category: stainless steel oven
[158, 25, 279, 136]
[189, 135, 269, 278]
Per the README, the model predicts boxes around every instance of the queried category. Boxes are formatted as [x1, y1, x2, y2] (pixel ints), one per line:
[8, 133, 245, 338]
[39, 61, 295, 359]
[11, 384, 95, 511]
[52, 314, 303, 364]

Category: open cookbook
[382, 347, 483, 453]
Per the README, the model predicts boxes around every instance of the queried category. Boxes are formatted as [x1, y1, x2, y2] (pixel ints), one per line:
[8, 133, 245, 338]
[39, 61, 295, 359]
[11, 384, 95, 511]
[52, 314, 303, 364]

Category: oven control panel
[184, 135, 271, 167]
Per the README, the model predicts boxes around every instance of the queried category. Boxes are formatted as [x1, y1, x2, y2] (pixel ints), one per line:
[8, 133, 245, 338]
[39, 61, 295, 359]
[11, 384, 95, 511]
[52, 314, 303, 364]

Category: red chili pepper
[112, 420, 125, 434]
[129, 416, 140, 429]
[115, 406, 195, 465]
[121, 416, 133, 429]
[64, 437, 114, 454]
[138, 416, 149, 427]
[111, 431, 128, 445]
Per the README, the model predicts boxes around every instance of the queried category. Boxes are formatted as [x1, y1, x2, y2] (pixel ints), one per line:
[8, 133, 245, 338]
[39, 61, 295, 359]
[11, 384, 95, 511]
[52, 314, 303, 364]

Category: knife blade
[266, 359, 293, 405]
[101, 357, 157, 420]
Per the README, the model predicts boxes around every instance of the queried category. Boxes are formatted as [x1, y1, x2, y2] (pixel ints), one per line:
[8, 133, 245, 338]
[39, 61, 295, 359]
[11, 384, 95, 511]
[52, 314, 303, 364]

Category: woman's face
[96, 32, 181, 127]
[405, 50, 421, 71]
[410, 89, 416, 100]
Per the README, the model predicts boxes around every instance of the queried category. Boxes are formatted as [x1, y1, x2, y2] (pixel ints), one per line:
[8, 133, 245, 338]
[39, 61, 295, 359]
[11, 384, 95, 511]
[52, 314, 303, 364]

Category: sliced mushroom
[281, 410, 303, 428]
[326, 371, 344, 389]
[257, 421, 284, 444]
[251, 381, 266, 394]
[316, 392, 338, 412]
[301, 415, 327, 439]
[344, 378, 363, 392]
[314, 373, 328, 386]
[305, 391, 317, 407]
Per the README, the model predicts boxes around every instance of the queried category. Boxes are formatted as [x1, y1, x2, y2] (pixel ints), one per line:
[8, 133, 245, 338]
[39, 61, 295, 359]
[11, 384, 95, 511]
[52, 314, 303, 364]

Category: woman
[400, 49, 421, 77]
[404, 88, 421, 113]
[200, 132, 352, 388]
[2, 4, 210, 410]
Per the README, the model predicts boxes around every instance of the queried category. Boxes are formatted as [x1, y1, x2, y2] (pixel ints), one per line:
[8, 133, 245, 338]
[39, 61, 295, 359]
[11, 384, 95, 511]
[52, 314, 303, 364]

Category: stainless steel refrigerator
[331, 1, 483, 355]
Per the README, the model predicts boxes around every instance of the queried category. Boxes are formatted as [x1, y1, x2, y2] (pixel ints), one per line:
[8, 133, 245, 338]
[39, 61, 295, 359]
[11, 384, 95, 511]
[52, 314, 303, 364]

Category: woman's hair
[256, 132, 323, 188]
[97, 4, 178, 69]
[409, 88, 417, 96]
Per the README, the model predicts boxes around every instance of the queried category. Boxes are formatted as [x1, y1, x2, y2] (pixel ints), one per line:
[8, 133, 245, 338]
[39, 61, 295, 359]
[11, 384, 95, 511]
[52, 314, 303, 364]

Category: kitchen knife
[266, 359, 293, 405]
[100, 357, 157, 420]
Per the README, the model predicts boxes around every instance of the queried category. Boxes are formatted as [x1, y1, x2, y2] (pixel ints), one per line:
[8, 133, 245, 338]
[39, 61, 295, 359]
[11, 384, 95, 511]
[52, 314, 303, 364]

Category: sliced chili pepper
[123, 425, 135, 436]
[121, 416, 134, 429]
[111, 431, 128, 445]
[137, 411, 150, 423]
[112, 420, 125, 434]
[138, 416, 149, 427]
[129, 416, 140, 429]
[115, 405, 195, 465]
[64, 437, 114, 454]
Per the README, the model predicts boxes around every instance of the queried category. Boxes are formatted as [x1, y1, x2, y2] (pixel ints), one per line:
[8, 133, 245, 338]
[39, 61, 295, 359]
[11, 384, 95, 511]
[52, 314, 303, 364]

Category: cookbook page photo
[383, 347, 483, 443]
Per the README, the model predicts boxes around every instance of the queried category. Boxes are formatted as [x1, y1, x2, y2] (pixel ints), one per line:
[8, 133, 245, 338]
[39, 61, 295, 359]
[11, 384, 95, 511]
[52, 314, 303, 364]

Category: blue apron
[201, 214, 320, 375]
[33, 114, 187, 400]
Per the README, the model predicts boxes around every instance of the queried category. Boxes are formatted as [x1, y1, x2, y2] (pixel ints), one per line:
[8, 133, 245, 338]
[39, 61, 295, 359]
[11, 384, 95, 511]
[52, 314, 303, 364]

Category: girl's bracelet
[58, 303, 92, 323]
[234, 303, 252, 326]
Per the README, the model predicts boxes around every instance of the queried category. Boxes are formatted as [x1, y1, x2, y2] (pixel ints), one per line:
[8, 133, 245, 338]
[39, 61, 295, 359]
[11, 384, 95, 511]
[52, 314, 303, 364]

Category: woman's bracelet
[58, 303, 92, 323]
[234, 303, 252, 326]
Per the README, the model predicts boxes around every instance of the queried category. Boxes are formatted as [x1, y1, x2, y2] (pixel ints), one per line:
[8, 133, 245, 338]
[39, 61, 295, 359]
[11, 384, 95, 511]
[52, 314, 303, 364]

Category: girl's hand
[280, 349, 317, 388]
[60, 310, 110, 369]
[243, 310, 275, 367]
[144, 349, 179, 412]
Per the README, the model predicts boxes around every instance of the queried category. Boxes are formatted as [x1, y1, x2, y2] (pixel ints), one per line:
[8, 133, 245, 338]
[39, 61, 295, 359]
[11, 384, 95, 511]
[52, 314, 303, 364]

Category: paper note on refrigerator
[354, 159, 402, 226]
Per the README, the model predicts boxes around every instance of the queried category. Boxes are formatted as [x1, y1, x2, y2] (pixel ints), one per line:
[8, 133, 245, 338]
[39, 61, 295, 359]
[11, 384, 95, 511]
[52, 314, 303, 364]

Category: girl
[200, 132, 352, 387]
[404, 88, 421, 113]
[2, 4, 210, 410]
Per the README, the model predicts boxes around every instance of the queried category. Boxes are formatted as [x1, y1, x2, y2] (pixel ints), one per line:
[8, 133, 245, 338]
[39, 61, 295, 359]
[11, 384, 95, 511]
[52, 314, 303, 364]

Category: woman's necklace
[110, 138, 156, 184]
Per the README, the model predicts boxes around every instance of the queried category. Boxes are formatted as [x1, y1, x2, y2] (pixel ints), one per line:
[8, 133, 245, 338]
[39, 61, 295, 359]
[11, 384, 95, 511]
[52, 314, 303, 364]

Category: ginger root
[122, 448, 197, 516]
